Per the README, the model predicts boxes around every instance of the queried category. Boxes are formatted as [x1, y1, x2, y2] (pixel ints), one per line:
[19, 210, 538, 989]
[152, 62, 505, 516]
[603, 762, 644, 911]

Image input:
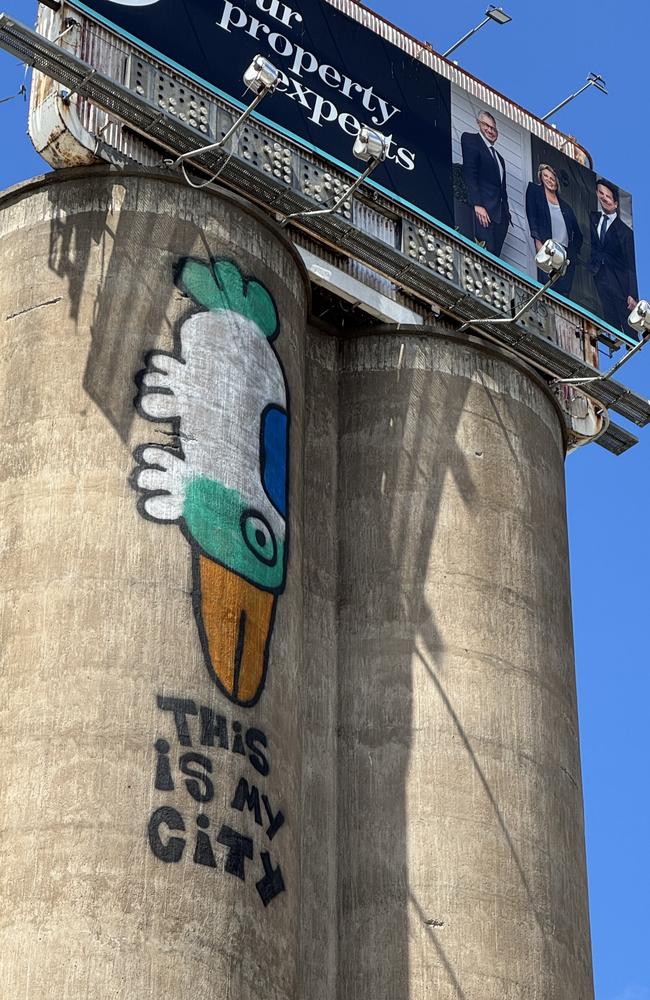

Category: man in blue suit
[589, 179, 638, 335]
[461, 111, 511, 256]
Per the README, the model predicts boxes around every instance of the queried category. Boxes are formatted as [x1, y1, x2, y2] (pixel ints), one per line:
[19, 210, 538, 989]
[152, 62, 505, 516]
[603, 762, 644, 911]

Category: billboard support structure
[0, 9, 646, 425]
[280, 127, 389, 227]
[45, 0, 638, 352]
[553, 305, 650, 387]
[0, 6, 647, 457]
[541, 72, 608, 122]
[458, 239, 568, 333]
[442, 4, 512, 58]
[166, 54, 280, 185]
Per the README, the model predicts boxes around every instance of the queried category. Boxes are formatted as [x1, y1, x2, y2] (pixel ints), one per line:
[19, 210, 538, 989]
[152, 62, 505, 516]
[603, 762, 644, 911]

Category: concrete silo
[1, 1, 645, 996]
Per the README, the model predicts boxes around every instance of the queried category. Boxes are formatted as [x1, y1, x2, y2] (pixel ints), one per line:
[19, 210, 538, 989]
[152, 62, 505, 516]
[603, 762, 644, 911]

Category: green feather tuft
[212, 260, 244, 312]
[176, 260, 222, 312]
[176, 257, 278, 339]
[244, 280, 278, 340]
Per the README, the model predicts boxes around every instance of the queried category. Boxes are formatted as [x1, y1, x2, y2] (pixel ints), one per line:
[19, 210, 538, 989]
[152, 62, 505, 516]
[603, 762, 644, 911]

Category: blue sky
[0, 2, 647, 995]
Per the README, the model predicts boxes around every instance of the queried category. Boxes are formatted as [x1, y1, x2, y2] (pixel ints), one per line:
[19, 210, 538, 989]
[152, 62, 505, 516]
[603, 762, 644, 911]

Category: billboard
[67, 0, 639, 341]
[450, 88, 638, 339]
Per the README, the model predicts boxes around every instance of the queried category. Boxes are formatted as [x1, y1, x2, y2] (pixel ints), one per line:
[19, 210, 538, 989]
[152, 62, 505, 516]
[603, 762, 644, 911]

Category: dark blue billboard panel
[69, 0, 454, 227]
[69, 0, 639, 341]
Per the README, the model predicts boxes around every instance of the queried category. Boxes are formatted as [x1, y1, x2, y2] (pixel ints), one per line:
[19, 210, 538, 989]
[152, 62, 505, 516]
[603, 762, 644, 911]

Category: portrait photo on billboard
[529, 136, 638, 337]
[451, 80, 639, 339]
[451, 86, 535, 281]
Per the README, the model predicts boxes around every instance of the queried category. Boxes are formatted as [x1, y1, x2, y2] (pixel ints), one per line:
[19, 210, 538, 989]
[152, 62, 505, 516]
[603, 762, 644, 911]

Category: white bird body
[137, 311, 286, 554]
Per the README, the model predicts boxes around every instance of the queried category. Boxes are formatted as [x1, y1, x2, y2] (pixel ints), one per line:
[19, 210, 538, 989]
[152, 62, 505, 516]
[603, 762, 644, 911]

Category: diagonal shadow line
[391, 362, 478, 625]
[414, 637, 556, 972]
[409, 890, 469, 1000]
[476, 371, 520, 464]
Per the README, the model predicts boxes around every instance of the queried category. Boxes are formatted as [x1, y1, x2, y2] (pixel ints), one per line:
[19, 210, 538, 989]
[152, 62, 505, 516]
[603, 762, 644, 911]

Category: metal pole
[541, 80, 594, 122]
[552, 331, 650, 387]
[280, 159, 378, 227]
[457, 270, 563, 334]
[442, 15, 490, 58]
[167, 87, 269, 168]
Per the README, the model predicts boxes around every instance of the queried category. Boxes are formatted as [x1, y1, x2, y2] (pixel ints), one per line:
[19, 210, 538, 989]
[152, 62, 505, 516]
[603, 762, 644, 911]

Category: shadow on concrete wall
[47, 180, 179, 443]
[335, 337, 561, 999]
[335, 354, 479, 998]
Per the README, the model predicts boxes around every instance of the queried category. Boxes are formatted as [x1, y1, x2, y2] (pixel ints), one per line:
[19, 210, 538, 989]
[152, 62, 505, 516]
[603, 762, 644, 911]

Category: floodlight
[457, 241, 569, 335]
[442, 6, 512, 58]
[552, 298, 650, 388]
[628, 299, 650, 336]
[243, 55, 280, 95]
[587, 72, 608, 94]
[486, 6, 512, 25]
[353, 126, 390, 163]
[541, 73, 607, 123]
[535, 239, 568, 276]
[280, 127, 389, 227]
[165, 54, 279, 186]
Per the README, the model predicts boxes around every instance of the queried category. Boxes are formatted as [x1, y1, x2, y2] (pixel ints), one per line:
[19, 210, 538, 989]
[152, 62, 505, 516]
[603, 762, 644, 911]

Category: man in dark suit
[589, 179, 638, 335]
[461, 111, 511, 256]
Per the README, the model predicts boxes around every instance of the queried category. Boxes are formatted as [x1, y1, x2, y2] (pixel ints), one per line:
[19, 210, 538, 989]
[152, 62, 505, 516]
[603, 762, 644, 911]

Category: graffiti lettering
[262, 794, 285, 842]
[217, 825, 254, 880]
[148, 806, 186, 863]
[154, 738, 174, 791]
[147, 693, 286, 905]
[179, 752, 214, 803]
[200, 705, 229, 749]
[231, 777, 263, 825]
[156, 694, 270, 775]
[194, 814, 217, 868]
[157, 695, 197, 746]
[256, 851, 286, 907]
[230, 779, 285, 842]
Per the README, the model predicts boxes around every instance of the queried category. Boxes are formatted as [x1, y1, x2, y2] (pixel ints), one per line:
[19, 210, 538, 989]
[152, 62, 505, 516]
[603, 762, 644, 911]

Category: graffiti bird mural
[132, 258, 289, 707]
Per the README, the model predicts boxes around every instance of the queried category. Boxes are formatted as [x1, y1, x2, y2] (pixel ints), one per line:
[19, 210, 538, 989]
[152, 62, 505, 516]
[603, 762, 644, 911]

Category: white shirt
[548, 201, 569, 248]
[598, 211, 616, 239]
[480, 132, 504, 181]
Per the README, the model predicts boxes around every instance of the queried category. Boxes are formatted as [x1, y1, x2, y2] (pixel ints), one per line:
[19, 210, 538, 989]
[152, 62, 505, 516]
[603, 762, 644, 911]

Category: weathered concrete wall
[336, 333, 593, 1000]
[0, 168, 309, 1000]
[299, 325, 339, 1000]
[0, 168, 593, 1000]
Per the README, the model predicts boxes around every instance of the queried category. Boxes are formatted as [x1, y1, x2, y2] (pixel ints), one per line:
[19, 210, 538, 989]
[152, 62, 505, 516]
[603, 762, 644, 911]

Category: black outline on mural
[130, 256, 291, 708]
[189, 546, 281, 708]
[240, 508, 279, 568]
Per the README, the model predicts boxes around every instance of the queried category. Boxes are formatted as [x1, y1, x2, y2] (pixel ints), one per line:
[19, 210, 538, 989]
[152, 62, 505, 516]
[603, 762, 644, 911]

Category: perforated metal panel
[402, 222, 457, 283]
[127, 56, 217, 139]
[298, 159, 352, 221]
[260, 139, 292, 184]
[462, 261, 514, 317]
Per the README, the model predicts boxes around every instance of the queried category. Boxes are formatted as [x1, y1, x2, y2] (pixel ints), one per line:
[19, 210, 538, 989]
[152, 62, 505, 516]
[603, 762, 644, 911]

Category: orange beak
[196, 553, 276, 706]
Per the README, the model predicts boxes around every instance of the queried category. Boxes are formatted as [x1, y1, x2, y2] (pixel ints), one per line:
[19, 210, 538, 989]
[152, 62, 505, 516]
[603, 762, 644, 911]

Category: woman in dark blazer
[525, 163, 583, 296]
